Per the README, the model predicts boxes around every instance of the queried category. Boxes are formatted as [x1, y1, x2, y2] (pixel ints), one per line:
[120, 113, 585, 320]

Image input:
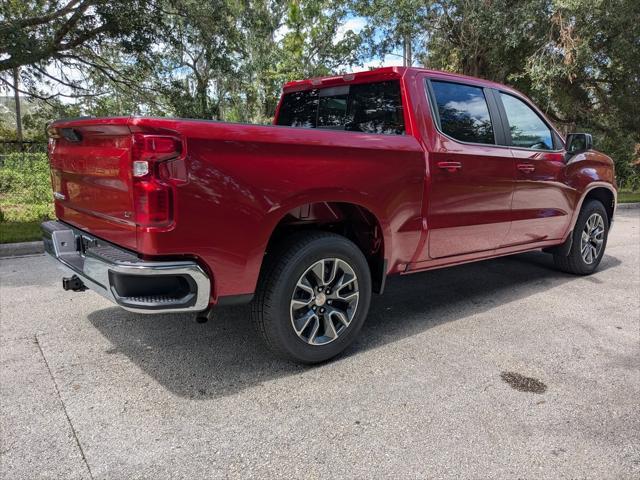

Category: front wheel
[553, 199, 609, 275]
[251, 232, 372, 363]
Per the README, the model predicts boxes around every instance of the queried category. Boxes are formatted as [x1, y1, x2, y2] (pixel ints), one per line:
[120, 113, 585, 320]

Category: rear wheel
[553, 199, 609, 275]
[251, 232, 372, 363]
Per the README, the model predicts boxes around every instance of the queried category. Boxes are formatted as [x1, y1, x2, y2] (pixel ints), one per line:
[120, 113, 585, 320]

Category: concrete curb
[617, 202, 640, 210]
[0, 241, 44, 258]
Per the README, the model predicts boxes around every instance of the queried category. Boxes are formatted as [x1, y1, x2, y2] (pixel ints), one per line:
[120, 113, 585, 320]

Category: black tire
[251, 232, 372, 363]
[553, 199, 609, 275]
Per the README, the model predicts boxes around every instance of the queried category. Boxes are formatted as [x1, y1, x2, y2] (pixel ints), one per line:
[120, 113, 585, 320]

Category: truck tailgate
[48, 122, 137, 250]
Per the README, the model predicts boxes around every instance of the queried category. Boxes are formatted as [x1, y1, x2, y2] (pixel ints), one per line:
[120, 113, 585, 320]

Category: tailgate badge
[53, 191, 66, 201]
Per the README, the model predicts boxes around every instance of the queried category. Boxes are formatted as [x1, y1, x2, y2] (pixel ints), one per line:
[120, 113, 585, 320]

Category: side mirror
[565, 133, 593, 154]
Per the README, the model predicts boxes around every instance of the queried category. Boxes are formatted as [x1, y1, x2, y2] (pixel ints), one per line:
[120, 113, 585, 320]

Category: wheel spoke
[291, 298, 312, 309]
[297, 277, 315, 295]
[324, 260, 339, 286]
[310, 261, 325, 286]
[323, 315, 338, 340]
[337, 290, 359, 302]
[328, 308, 350, 327]
[293, 309, 317, 334]
[307, 318, 320, 344]
[335, 272, 355, 290]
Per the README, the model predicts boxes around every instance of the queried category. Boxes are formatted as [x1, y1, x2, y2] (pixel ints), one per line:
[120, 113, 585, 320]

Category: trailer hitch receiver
[62, 275, 87, 292]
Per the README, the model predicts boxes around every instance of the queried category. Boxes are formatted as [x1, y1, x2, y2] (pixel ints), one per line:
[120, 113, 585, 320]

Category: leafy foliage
[417, 0, 640, 187]
[0, 0, 162, 101]
[0, 153, 54, 222]
[0, 0, 638, 186]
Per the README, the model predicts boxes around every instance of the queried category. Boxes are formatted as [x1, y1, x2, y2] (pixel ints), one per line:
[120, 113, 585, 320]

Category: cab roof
[282, 66, 513, 94]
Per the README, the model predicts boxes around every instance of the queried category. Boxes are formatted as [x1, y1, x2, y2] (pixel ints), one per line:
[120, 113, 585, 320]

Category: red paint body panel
[49, 124, 138, 250]
[504, 149, 573, 245]
[47, 67, 617, 305]
[423, 135, 514, 259]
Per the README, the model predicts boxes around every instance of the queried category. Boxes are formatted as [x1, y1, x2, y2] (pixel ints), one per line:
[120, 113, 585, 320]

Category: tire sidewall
[267, 236, 372, 363]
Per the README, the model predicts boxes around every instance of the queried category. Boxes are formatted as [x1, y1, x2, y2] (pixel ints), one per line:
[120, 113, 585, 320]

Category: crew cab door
[417, 79, 514, 260]
[494, 92, 574, 245]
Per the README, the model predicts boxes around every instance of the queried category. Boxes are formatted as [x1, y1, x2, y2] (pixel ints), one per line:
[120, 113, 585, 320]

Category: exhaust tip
[195, 308, 213, 324]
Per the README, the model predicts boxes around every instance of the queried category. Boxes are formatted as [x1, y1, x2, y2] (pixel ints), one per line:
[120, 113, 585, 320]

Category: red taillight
[131, 133, 181, 163]
[134, 180, 173, 227]
[131, 134, 183, 229]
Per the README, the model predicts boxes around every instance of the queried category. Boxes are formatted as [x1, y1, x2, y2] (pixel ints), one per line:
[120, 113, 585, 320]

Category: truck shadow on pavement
[88, 251, 621, 399]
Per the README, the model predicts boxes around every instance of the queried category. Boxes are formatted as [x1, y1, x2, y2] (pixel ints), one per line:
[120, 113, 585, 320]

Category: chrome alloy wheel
[290, 258, 359, 346]
[580, 213, 605, 264]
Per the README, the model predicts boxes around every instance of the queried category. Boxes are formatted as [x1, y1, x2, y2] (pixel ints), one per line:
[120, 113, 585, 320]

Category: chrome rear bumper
[42, 220, 210, 313]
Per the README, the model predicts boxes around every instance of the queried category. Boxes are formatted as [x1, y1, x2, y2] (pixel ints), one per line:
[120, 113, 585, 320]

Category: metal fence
[0, 141, 48, 168]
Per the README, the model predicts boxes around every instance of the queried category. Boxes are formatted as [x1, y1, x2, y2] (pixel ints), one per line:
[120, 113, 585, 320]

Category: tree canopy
[1, 0, 638, 186]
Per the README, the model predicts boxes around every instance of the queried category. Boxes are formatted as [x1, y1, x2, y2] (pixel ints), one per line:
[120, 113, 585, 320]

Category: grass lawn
[0, 221, 43, 244]
[618, 191, 640, 203]
[0, 201, 53, 244]
[0, 153, 54, 244]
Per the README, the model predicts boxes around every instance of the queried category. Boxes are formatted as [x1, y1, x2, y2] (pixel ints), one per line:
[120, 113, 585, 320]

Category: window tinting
[346, 81, 404, 134]
[500, 93, 553, 150]
[430, 81, 495, 144]
[276, 81, 405, 135]
[318, 86, 349, 129]
[277, 89, 318, 128]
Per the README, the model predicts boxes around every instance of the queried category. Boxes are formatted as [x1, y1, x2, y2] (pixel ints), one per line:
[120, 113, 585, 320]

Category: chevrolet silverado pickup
[42, 67, 617, 363]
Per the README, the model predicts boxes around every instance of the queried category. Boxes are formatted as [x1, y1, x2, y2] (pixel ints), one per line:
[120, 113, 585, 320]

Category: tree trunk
[403, 35, 413, 67]
[12, 67, 23, 145]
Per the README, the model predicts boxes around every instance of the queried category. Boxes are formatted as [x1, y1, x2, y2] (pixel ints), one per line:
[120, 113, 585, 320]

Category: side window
[430, 81, 495, 144]
[500, 93, 553, 150]
[276, 81, 405, 134]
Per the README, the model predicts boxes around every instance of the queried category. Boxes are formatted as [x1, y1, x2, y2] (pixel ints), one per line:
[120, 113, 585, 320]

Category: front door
[496, 92, 573, 246]
[420, 80, 515, 260]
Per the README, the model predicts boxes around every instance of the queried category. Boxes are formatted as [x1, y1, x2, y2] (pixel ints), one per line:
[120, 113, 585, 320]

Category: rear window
[276, 81, 405, 135]
[430, 80, 495, 145]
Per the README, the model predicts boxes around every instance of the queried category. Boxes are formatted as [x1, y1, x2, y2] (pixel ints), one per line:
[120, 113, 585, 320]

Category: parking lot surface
[1, 210, 639, 479]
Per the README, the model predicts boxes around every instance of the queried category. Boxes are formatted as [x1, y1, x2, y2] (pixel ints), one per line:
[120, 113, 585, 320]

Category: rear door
[494, 92, 573, 245]
[419, 79, 514, 259]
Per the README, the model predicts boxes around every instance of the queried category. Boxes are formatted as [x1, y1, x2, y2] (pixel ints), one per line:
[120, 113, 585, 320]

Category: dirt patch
[500, 371, 547, 394]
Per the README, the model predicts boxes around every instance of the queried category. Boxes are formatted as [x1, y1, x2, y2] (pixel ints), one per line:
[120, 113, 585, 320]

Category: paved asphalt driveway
[1, 210, 639, 479]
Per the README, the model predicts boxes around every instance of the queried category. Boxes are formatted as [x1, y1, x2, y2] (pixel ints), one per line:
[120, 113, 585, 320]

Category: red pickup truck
[43, 67, 616, 363]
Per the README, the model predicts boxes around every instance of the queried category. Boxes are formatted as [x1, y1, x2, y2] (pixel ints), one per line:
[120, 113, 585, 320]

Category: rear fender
[260, 188, 393, 261]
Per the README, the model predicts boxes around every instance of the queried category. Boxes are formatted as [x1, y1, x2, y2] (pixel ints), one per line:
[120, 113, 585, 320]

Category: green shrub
[0, 169, 20, 193]
[0, 152, 54, 225]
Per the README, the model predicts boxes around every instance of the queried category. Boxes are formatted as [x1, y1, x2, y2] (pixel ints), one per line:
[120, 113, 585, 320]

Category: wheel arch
[573, 184, 617, 228]
[262, 199, 389, 294]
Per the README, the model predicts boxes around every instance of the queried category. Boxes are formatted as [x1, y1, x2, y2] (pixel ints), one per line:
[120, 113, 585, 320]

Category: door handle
[437, 161, 462, 172]
[517, 163, 535, 173]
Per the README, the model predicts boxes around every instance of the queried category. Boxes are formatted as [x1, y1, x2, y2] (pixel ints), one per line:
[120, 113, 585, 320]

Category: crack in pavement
[34, 334, 94, 480]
